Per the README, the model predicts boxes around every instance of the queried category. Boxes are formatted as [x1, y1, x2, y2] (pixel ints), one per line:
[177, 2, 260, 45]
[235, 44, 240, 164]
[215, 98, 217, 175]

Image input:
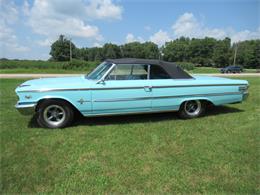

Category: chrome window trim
[17, 84, 248, 93]
[147, 64, 150, 80]
[85, 61, 114, 80]
[104, 63, 149, 81]
[100, 63, 116, 81]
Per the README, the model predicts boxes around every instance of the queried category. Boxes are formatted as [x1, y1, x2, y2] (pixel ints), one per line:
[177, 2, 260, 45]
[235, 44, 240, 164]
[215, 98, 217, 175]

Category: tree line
[50, 35, 260, 68]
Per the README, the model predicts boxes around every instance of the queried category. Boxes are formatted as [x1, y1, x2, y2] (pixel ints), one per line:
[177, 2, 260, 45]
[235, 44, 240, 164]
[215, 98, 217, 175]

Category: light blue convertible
[15, 58, 249, 128]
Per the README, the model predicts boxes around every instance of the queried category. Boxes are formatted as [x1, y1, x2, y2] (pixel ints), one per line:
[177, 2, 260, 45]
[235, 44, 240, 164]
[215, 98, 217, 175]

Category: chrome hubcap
[184, 100, 201, 116]
[43, 105, 66, 126]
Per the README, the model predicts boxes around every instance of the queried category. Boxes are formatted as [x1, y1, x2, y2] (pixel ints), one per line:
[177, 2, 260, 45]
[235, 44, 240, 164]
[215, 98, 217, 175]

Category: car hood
[16, 76, 93, 92]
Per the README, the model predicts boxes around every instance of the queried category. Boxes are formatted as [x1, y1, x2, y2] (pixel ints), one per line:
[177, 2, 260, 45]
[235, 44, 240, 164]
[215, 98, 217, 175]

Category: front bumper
[243, 92, 249, 100]
[15, 102, 36, 115]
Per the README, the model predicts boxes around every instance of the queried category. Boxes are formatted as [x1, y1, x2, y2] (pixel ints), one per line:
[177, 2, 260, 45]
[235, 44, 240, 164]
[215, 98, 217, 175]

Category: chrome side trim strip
[94, 96, 150, 102]
[81, 108, 179, 117]
[152, 84, 246, 88]
[18, 88, 92, 93]
[94, 92, 242, 102]
[18, 84, 247, 93]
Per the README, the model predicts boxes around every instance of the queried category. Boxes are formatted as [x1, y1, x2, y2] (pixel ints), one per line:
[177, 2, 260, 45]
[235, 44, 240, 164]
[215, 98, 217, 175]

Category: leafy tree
[163, 37, 190, 62]
[49, 34, 259, 68]
[189, 37, 216, 66]
[235, 40, 260, 68]
[88, 47, 104, 61]
[50, 35, 76, 61]
[103, 43, 121, 59]
[121, 42, 144, 58]
[142, 42, 160, 59]
[212, 38, 231, 67]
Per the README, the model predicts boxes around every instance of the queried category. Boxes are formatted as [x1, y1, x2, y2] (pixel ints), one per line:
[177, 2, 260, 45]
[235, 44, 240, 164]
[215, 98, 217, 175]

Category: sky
[0, 0, 259, 60]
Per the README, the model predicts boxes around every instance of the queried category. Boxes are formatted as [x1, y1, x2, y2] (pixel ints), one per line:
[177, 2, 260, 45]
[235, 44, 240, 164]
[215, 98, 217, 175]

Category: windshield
[86, 62, 113, 80]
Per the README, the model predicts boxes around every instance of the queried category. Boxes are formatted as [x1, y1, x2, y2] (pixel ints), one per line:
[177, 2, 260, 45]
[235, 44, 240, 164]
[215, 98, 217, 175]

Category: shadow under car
[28, 105, 244, 128]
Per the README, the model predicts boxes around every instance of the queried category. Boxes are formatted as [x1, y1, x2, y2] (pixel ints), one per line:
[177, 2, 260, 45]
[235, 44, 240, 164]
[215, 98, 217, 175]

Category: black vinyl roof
[106, 58, 193, 79]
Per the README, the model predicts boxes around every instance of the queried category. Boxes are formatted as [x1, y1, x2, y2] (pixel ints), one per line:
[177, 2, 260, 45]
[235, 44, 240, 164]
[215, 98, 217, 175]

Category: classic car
[15, 58, 249, 128]
[220, 65, 243, 73]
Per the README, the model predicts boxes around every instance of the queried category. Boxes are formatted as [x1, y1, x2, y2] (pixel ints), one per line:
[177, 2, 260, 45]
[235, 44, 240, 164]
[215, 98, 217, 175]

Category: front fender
[35, 95, 80, 112]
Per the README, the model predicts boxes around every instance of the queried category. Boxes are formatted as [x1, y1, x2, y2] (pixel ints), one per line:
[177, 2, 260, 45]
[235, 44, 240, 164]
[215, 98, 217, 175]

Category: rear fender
[179, 97, 214, 107]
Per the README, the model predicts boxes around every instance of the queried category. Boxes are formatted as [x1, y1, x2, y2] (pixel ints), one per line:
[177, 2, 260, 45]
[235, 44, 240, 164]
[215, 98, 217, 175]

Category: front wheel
[178, 100, 205, 119]
[37, 100, 74, 128]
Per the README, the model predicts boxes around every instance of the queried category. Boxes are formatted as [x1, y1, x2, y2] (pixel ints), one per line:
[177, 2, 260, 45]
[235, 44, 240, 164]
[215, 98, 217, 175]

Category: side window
[150, 65, 171, 79]
[107, 64, 148, 80]
[132, 65, 148, 79]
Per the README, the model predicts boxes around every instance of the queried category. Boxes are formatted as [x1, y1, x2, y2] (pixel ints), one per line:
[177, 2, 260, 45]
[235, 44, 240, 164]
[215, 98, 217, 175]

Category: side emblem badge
[25, 95, 32, 99]
[77, 98, 88, 104]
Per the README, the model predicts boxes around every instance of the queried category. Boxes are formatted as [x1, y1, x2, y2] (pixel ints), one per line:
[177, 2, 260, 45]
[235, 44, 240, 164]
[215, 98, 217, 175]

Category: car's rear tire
[37, 99, 74, 128]
[178, 100, 205, 119]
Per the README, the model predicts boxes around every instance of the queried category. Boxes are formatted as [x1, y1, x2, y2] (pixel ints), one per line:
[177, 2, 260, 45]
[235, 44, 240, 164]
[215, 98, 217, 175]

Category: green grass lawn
[0, 77, 259, 193]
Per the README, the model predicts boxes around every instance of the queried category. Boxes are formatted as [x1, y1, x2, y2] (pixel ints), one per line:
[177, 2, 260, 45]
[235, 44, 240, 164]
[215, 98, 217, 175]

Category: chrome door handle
[144, 86, 152, 91]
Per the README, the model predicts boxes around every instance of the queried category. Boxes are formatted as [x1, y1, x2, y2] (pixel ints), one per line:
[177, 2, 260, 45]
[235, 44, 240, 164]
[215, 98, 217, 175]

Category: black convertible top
[106, 58, 193, 79]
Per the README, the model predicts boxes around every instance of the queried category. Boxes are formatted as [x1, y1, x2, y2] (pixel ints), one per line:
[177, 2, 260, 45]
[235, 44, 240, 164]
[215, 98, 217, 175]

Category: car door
[149, 64, 180, 111]
[91, 64, 152, 115]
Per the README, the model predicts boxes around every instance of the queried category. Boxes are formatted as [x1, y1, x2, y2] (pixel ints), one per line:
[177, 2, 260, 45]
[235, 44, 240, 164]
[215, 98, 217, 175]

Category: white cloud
[0, 0, 19, 24]
[172, 12, 260, 43]
[36, 38, 53, 47]
[150, 30, 171, 45]
[231, 28, 260, 43]
[172, 12, 200, 38]
[22, 0, 30, 16]
[27, 0, 104, 41]
[0, 22, 30, 54]
[0, 0, 30, 56]
[126, 13, 259, 46]
[125, 33, 144, 43]
[172, 12, 228, 39]
[24, 0, 122, 46]
[85, 0, 123, 20]
[93, 42, 103, 47]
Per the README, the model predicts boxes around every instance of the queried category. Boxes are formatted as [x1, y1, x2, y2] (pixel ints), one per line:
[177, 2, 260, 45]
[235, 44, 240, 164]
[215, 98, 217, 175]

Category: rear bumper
[15, 102, 36, 115]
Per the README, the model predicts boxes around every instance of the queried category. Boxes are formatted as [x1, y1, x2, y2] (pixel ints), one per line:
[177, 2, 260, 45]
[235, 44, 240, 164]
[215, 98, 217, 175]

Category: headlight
[239, 85, 249, 93]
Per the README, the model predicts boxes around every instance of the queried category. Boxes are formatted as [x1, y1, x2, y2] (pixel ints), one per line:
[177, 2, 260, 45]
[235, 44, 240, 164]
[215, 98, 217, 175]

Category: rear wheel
[37, 100, 74, 128]
[178, 100, 205, 119]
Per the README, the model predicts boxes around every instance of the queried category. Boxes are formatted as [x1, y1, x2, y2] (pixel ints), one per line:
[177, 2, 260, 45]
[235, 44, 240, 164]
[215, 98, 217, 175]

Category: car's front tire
[37, 100, 74, 128]
[178, 100, 205, 119]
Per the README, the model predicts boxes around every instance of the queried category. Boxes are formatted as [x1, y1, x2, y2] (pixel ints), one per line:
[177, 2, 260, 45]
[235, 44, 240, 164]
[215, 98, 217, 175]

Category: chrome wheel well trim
[180, 98, 213, 107]
[35, 97, 80, 114]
